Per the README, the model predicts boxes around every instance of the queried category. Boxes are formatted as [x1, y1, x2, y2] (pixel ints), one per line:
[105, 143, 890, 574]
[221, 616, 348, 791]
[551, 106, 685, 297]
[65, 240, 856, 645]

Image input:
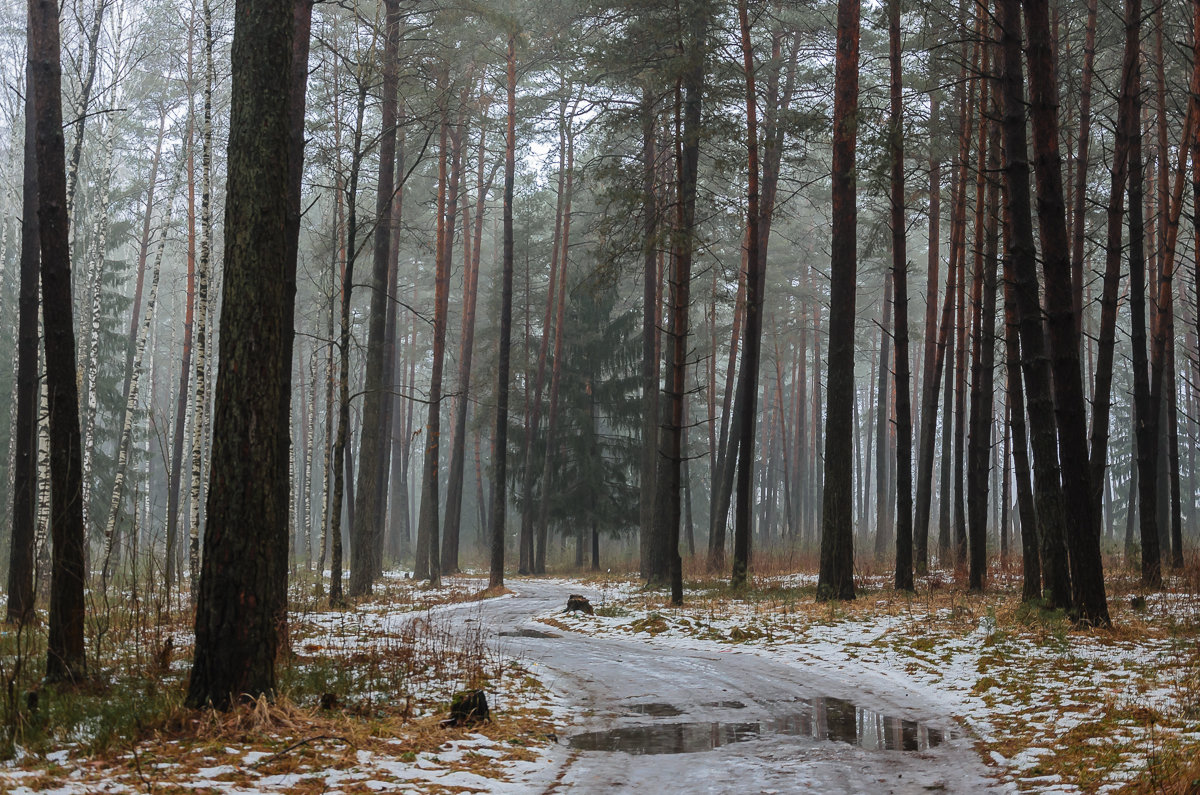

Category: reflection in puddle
[568, 696, 953, 755]
[626, 702, 685, 717]
[498, 628, 561, 638]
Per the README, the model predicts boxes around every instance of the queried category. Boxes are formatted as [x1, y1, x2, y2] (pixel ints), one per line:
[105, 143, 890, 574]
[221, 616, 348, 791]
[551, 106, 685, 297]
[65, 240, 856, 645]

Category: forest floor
[0, 573, 567, 794]
[0, 561, 1195, 794]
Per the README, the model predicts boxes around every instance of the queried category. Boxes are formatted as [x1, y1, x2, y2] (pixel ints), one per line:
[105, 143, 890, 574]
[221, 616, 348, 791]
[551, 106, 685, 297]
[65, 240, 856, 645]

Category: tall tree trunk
[1024, 0, 1109, 625]
[443, 103, 493, 574]
[772, 340, 794, 540]
[379, 104, 407, 567]
[639, 87, 660, 576]
[7, 54, 39, 625]
[31, 0, 87, 684]
[937, 261, 957, 561]
[914, 92, 941, 576]
[1000, 403, 1010, 558]
[489, 32, 517, 590]
[190, 0, 216, 599]
[317, 213, 338, 580]
[889, 0, 914, 593]
[996, 0, 1072, 610]
[415, 93, 453, 587]
[290, 0, 314, 577]
[658, 0, 708, 605]
[1005, 208, 1041, 601]
[952, 55, 973, 566]
[303, 352, 317, 569]
[534, 108, 575, 575]
[187, 0, 295, 708]
[1089, 0, 1139, 542]
[962, 39, 989, 573]
[1130, 97, 1161, 587]
[731, 0, 761, 589]
[967, 112, 999, 592]
[330, 70, 369, 604]
[727, 25, 801, 554]
[1146, 0, 1200, 574]
[874, 272, 892, 561]
[817, 0, 860, 602]
[80, 118, 116, 553]
[517, 115, 562, 577]
[64, 0, 108, 219]
[349, 0, 400, 596]
[167, 21, 200, 592]
[1070, 0, 1098, 337]
[708, 265, 745, 568]
[940, 32, 976, 567]
[1167, 346, 1182, 567]
[274, 0, 311, 649]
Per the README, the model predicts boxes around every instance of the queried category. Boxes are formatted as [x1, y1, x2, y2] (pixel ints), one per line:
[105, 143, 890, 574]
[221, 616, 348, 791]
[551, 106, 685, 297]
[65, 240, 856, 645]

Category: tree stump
[446, 689, 489, 726]
[566, 594, 594, 614]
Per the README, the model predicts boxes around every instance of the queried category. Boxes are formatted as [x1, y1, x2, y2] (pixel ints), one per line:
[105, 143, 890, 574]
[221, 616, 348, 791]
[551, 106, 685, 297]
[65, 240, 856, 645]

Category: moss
[630, 614, 670, 635]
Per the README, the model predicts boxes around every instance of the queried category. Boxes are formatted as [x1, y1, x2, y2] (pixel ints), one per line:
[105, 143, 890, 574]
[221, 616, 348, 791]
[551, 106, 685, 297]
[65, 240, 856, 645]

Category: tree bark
[415, 88, 453, 587]
[967, 110, 999, 592]
[889, 0, 914, 593]
[330, 59, 370, 605]
[708, 266, 745, 568]
[996, 0, 1072, 610]
[639, 87, 660, 576]
[30, 0, 87, 684]
[64, 0, 108, 219]
[913, 92, 941, 576]
[167, 21, 200, 592]
[534, 101, 576, 575]
[1070, 0, 1097, 338]
[1023, 0, 1109, 625]
[658, 0, 708, 605]
[443, 98, 493, 574]
[1130, 95, 1161, 587]
[186, 0, 295, 709]
[517, 109, 562, 576]
[731, 0, 761, 590]
[1089, 0, 1139, 547]
[1004, 197, 1041, 601]
[7, 54, 39, 625]
[190, 0, 217, 600]
[349, 0, 400, 596]
[817, 0, 860, 603]
[489, 31, 517, 590]
[874, 272, 892, 562]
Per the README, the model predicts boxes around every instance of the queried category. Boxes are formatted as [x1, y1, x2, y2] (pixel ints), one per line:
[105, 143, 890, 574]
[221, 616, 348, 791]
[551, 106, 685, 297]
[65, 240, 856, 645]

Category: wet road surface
[458, 580, 1006, 794]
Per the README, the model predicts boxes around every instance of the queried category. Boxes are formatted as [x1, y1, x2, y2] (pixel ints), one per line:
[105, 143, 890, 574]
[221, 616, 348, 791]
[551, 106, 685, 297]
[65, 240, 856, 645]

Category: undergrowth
[0, 565, 538, 782]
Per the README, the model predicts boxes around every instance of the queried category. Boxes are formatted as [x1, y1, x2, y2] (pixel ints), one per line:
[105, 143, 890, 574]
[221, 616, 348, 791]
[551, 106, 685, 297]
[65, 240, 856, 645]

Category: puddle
[568, 696, 953, 755]
[626, 703, 684, 717]
[702, 700, 747, 710]
[498, 628, 561, 638]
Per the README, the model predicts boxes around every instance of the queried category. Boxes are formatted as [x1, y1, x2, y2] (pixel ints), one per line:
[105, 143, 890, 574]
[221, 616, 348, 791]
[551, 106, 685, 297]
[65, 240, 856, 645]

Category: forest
[2, 0, 1200, 790]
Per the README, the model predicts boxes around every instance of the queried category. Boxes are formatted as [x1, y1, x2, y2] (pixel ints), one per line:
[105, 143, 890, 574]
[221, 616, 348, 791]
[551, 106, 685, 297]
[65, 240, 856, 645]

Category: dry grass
[0, 571, 556, 794]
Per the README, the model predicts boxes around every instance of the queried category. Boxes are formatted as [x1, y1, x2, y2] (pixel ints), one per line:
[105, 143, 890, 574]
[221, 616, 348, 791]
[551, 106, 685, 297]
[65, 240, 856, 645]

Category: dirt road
[461, 580, 1007, 794]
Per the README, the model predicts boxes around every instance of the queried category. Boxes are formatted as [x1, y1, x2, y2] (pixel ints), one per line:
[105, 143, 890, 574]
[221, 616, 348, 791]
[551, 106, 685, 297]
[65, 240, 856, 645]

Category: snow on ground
[2, 568, 1196, 793]
[0, 572, 566, 795]
[537, 571, 1200, 793]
